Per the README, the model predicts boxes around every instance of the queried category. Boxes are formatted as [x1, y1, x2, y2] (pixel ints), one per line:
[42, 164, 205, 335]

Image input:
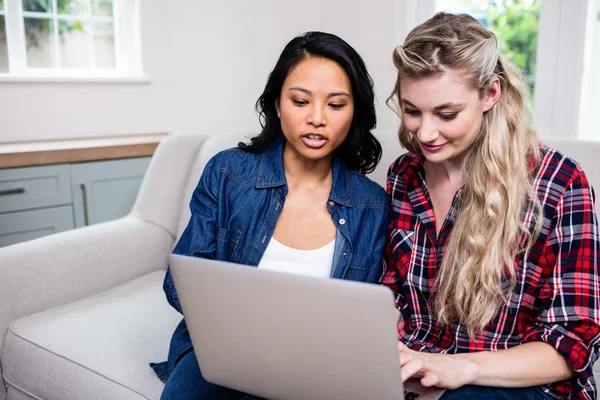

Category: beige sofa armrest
[0, 131, 212, 400]
[0, 216, 173, 355]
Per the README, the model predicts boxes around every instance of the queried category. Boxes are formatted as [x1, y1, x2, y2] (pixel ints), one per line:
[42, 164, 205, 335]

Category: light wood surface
[0, 133, 169, 168]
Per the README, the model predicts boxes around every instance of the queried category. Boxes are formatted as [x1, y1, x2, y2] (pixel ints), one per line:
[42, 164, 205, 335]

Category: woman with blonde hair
[384, 12, 600, 399]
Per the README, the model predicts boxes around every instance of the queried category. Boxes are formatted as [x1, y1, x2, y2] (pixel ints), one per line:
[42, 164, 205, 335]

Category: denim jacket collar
[255, 137, 353, 207]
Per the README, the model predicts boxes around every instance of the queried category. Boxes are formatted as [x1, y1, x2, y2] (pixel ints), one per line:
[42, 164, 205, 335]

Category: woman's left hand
[398, 342, 479, 389]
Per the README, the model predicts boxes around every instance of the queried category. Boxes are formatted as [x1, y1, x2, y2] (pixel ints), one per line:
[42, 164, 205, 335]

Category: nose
[416, 115, 439, 143]
[307, 104, 326, 127]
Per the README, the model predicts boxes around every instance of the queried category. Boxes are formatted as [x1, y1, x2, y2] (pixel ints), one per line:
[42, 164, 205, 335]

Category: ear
[275, 99, 281, 118]
[482, 77, 501, 112]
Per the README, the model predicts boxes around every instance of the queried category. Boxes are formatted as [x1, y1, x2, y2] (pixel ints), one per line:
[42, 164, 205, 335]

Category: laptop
[169, 253, 446, 400]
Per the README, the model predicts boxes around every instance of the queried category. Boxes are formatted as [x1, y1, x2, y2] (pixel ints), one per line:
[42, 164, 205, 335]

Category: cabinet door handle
[0, 187, 25, 196]
[80, 183, 90, 226]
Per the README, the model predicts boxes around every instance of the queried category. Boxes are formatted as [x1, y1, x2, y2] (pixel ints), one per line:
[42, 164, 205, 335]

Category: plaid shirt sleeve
[383, 162, 400, 295]
[383, 238, 412, 338]
[523, 168, 600, 398]
[382, 160, 411, 333]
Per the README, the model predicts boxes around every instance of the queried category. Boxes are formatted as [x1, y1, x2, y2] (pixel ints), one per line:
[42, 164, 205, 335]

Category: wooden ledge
[0, 133, 169, 168]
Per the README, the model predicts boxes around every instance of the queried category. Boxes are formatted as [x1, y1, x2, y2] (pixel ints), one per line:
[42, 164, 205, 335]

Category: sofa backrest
[131, 132, 213, 239]
[542, 138, 600, 215]
[174, 133, 600, 241]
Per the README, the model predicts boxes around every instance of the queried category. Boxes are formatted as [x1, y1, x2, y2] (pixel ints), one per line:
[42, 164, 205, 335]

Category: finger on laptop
[400, 357, 426, 382]
[399, 349, 417, 367]
[421, 371, 440, 387]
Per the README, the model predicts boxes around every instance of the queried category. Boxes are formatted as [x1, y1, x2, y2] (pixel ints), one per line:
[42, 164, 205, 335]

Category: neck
[283, 144, 333, 189]
[424, 157, 465, 187]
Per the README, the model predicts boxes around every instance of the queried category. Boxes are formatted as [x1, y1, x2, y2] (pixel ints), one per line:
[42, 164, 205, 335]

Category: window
[579, 0, 600, 140]
[0, 1, 7, 72]
[0, 0, 145, 81]
[436, 0, 540, 101]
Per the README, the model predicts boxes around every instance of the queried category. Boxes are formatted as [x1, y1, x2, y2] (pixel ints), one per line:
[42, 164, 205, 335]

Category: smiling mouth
[420, 142, 447, 152]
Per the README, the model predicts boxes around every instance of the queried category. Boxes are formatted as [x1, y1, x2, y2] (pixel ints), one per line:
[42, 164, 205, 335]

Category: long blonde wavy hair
[387, 12, 543, 337]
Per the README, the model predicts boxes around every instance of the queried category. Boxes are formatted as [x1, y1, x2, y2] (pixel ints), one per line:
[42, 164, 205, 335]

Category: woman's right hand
[398, 342, 479, 390]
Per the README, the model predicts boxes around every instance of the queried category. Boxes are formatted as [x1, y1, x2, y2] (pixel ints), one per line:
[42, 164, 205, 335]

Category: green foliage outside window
[22, 0, 84, 47]
[22, 0, 79, 14]
[459, 0, 540, 94]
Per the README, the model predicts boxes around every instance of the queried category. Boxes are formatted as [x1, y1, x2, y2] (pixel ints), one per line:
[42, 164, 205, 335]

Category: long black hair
[238, 31, 381, 174]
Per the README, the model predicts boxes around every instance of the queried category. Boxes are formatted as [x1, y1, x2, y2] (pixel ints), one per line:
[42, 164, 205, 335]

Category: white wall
[0, 0, 402, 144]
[319, 0, 397, 132]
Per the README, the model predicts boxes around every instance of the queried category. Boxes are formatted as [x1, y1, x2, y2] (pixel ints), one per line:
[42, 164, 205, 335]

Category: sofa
[0, 131, 598, 400]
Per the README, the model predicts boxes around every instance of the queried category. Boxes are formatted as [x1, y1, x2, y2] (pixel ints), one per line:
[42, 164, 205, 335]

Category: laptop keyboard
[404, 390, 421, 400]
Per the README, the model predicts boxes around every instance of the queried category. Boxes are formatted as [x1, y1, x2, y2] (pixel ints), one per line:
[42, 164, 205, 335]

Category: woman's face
[276, 57, 354, 164]
[399, 68, 500, 167]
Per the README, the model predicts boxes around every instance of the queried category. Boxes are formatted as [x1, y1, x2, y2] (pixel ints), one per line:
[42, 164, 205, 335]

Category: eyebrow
[289, 87, 351, 98]
[401, 99, 466, 110]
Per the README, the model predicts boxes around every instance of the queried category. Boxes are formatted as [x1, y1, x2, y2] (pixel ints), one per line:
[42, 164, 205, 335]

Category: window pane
[0, 16, 7, 72]
[22, 0, 53, 13]
[93, 21, 115, 68]
[0, 1, 4, 10]
[25, 17, 55, 67]
[57, 0, 89, 16]
[59, 19, 90, 67]
[92, 0, 113, 17]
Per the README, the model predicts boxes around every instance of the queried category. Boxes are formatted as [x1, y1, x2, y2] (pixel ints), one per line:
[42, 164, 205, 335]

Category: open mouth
[301, 134, 328, 149]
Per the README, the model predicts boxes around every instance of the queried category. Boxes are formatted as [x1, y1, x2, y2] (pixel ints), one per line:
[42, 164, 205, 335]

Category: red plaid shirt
[383, 146, 600, 399]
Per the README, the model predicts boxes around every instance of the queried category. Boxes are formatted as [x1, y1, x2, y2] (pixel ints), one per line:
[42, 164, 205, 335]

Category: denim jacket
[151, 137, 390, 381]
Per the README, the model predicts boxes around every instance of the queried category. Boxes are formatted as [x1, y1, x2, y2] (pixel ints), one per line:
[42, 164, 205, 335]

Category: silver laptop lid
[169, 254, 438, 400]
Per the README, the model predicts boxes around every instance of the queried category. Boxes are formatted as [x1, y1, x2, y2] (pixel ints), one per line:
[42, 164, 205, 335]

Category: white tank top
[257, 237, 335, 278]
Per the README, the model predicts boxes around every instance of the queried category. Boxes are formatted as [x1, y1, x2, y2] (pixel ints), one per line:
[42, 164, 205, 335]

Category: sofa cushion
[2, 271, 181, 400]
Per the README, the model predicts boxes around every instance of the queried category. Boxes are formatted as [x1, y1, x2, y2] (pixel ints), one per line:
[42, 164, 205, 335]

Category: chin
[301, 149, 330, 161]
[421, 153, 450, 165]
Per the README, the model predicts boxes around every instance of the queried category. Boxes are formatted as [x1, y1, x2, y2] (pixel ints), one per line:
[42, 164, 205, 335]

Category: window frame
[0, 0, 147, 83]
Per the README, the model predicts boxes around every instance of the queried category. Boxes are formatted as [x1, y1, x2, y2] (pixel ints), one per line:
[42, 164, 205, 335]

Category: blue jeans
[440, 384, 551, 400]
[160, 349, 265, 400]
[160, 349, 551, 400]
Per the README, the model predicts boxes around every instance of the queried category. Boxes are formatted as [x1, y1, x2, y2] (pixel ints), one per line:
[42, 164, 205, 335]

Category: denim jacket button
[275, 202, 280, 211]
[329, 201, 334, 206]
[339, 219, 345, 225]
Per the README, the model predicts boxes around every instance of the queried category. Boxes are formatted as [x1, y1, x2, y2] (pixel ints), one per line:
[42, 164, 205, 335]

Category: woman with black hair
[152, 31, 390, 399]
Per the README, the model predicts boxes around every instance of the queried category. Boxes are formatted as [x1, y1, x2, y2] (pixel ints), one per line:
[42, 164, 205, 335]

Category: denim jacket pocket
[216, 227, 242, 262]
[344, 254, 373, 282]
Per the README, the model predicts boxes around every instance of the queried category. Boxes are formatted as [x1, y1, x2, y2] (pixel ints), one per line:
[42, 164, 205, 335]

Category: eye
[439, 113, 458, 121]
[292, 99, 308, 106]
[403, 108, 421, 116]
[329, 103, 345, 110]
